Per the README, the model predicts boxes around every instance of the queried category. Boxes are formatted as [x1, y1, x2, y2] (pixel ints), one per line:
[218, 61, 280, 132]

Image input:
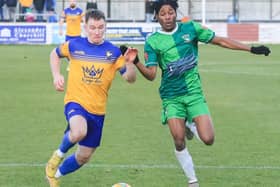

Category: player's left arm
[193, 20, 271, 56]
[119, 46, 138, 83]
[211, 36, 271, 56]
[122, 62, 136, 83]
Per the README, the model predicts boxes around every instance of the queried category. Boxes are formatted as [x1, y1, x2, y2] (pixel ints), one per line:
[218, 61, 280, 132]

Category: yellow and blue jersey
[63, 7, 83, 37]
[56, 37, 126, 115]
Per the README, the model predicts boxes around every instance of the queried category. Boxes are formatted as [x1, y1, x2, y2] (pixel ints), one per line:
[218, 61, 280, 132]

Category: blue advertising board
[106, 27, 150, 42]
[0, 25, 46, 44]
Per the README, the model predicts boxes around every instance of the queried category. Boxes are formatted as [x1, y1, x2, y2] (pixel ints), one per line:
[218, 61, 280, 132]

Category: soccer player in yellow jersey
[59, 0, 84, 41]
[59, 0, 84, 71]
[45, 9, 138, 187]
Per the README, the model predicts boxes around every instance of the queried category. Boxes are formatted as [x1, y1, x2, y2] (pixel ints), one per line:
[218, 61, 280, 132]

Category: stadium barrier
[13, 13, 59, 23]
[0, 22, 279, 45]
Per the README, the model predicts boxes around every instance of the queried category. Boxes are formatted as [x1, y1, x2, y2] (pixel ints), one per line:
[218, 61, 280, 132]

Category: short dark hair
[85, 9, 106, 23]
[154, 0, 178, 15]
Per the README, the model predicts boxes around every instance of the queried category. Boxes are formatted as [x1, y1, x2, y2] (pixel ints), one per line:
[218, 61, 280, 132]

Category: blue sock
[59, 154, 82, 175]
[59, 131, 75, 153]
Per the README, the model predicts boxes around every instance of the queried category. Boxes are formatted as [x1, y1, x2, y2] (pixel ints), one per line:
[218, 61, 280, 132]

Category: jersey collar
[158, 23, 178, 35]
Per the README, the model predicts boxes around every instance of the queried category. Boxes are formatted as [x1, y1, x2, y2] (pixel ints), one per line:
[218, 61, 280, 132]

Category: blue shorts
[64, 102, 105, 148]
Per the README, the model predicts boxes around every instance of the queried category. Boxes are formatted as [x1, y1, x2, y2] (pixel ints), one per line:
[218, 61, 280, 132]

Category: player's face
[69, 0, 76, 8]
[156, 5, 177, 32]
[85, 18, 106, 44]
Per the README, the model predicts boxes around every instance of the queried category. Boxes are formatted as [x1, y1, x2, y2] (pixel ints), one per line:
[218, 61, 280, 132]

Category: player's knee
[202, 135, 214, 146]
[70, 130, 87, 143]
[174, 139, 185, 151]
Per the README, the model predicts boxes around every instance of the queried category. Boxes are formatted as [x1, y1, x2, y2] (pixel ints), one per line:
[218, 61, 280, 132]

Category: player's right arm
[50, 48, 64, 92]
[135, 62, 157, 81]
[120, 47, 138, 83]
[119, 44, 157, 81]
[135, 41, 157, 81]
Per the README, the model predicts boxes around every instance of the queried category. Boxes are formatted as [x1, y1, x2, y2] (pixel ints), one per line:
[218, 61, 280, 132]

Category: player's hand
[53, 74, 65, 92]
[250, 45, 271, 56]
[125, 48, 138, 63]
[120, 45, 139, 64]
[120, 45, 128, 55]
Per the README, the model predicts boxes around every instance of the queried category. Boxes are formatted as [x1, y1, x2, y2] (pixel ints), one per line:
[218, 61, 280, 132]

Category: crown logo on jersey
[106, 51, 113, 60]
[82, 65, 104, 84]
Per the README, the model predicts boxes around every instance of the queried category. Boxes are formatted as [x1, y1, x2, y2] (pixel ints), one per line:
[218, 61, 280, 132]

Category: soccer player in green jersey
[131, 0, 271, 186]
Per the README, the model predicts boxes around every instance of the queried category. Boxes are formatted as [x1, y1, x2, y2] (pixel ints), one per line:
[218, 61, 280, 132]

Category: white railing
[13, 13, 59, 23]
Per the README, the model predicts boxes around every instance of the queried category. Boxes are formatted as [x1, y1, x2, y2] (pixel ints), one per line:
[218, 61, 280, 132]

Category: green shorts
[161, 93, 210, 124]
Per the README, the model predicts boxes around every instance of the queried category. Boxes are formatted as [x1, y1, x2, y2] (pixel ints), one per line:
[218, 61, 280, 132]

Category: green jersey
[144, 21, 215, 99]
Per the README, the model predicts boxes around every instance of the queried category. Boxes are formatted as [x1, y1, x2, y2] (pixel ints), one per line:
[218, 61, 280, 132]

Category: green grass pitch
[0, 44, 279, 187]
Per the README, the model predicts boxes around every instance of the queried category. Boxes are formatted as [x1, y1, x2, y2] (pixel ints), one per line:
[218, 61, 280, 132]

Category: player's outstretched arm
[122, 62, 136, 83]
[135, 62, 157, 81]
[250, 45, 271, 56]
[120, 45, 139, 65]
[211, 36, 271, 56]
[119, 46, 137, 83]
[50, 49, 65, 91]
[119, 45, 157, 81]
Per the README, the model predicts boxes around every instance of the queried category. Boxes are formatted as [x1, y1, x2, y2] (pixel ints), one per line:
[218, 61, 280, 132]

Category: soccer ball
[112, 183, 131, 187]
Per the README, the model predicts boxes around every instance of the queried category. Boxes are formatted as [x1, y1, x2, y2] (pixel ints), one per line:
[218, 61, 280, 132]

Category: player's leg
[46, 115, 87, 175]
[168, 118, 198, 185]
[193, 114, 214, 145]
[55, 146, 96, 178]
[186, 93, 215, 145]
[46, 114, 87, 187]
[46, 103, 88, 186]
[162, 100, 198, 185]
[185, 121, 201, 142]
[46, 146, 95, 187]
[50, 112, 104, 185]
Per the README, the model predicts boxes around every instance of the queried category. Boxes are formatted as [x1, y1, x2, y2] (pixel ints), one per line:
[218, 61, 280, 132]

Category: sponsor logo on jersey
[82, 65, 104, 84]
[182, 34, 191, 43]
[74, 50, 85, 55]
[106, 51, 113, 60]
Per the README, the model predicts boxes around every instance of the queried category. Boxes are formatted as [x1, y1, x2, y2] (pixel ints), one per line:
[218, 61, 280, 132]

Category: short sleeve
[56, 41, 70, 58]
[192, 21, 215, 43]
[144, 42, 158, 67]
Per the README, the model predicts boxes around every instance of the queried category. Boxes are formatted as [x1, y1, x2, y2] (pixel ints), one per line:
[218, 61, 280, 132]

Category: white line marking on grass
[1, 163, 280, 170]
[199, 62, 278, 66]
[199, 69, 280, 77]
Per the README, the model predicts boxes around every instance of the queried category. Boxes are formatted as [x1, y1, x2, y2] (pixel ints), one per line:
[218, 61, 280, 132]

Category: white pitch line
[0, 163, 280, 170]
[199, 62, 278, 66]
[199, 69, 280, 77]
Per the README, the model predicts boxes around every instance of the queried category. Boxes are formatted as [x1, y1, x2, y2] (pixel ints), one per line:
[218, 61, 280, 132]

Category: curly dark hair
[154, 0, 178, 15]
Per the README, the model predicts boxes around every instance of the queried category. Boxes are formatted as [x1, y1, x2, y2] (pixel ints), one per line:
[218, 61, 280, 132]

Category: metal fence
[1, 0, 280, 22]
[69, 0, 280, 22]
[186, 0, 280, 22]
